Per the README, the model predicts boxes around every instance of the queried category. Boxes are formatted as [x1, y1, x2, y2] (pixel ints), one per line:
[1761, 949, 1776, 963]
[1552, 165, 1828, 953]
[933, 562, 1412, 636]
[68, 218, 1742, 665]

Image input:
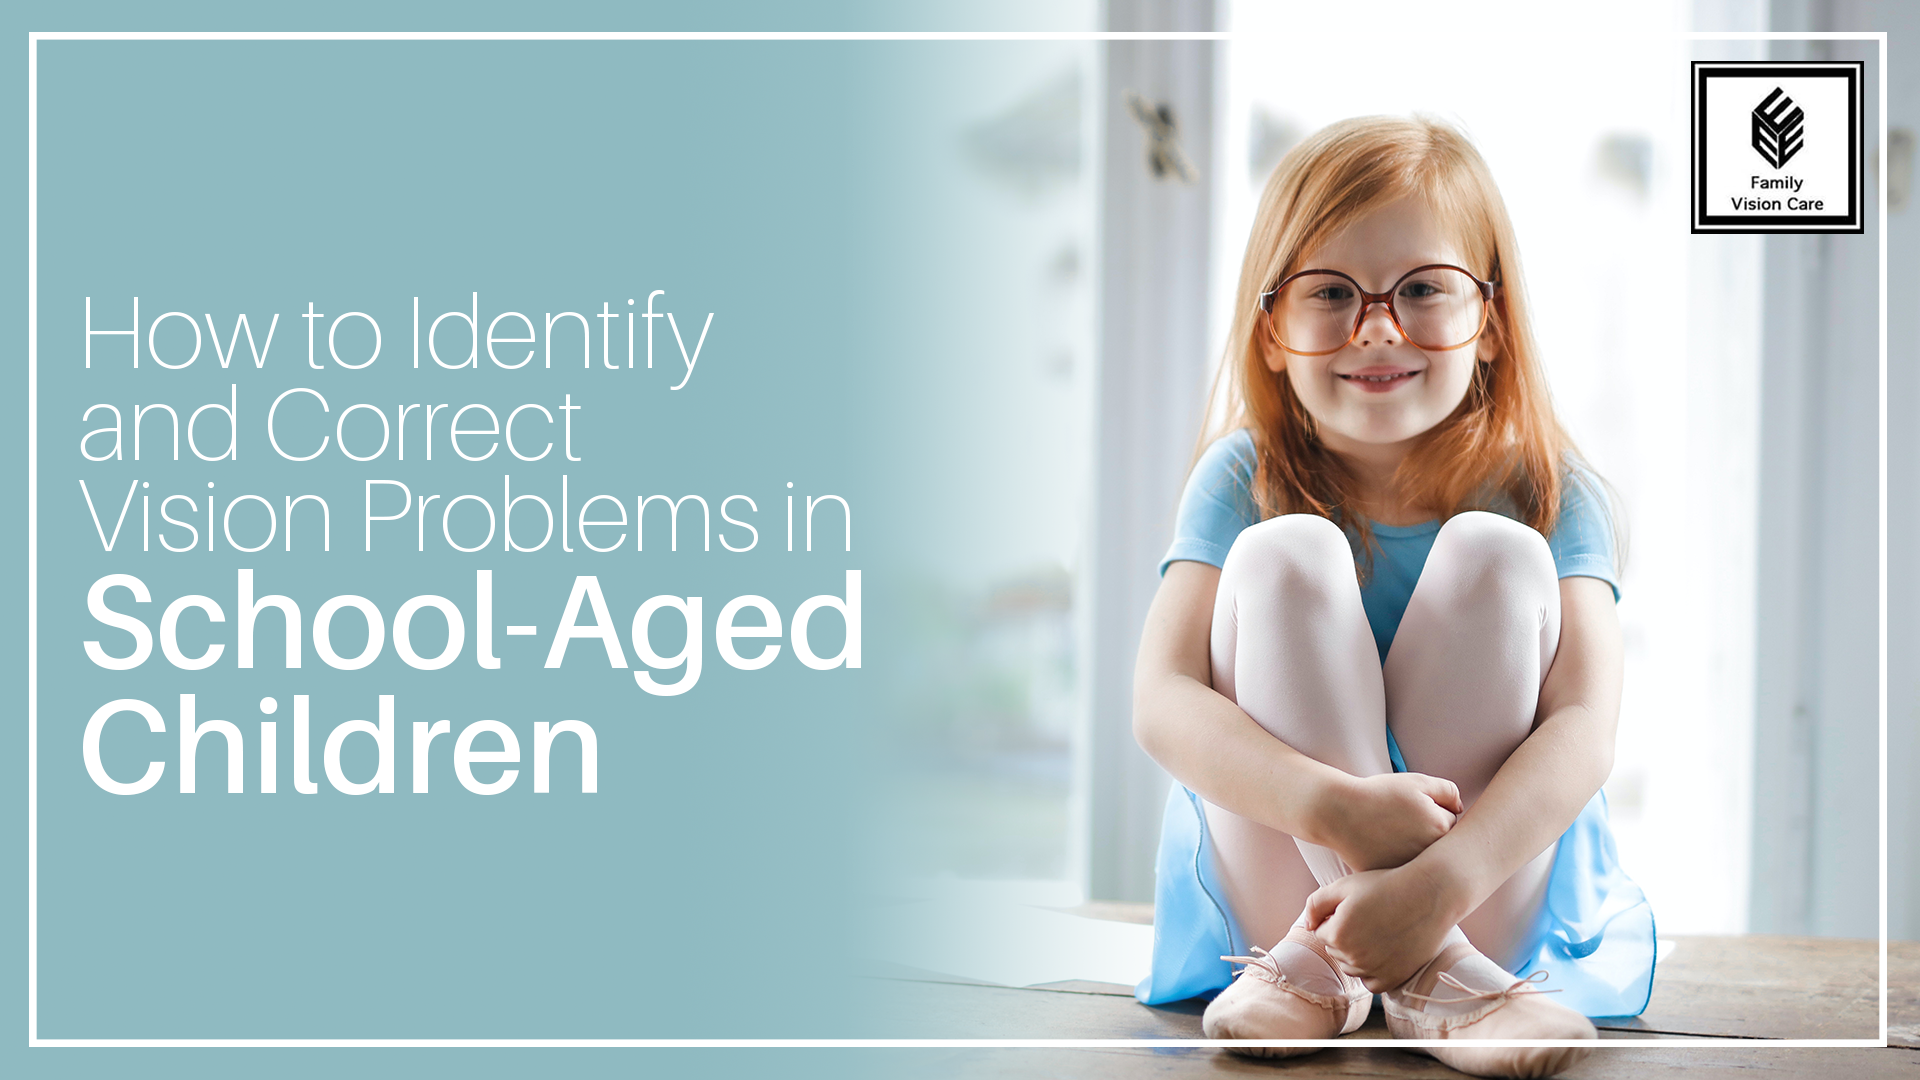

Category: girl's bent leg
[1375, 513, 1596, 1076]
[1204, 514, 1391, 947]
[1201, 515, 1384, 1048]
[1383, 510, 1563, 970]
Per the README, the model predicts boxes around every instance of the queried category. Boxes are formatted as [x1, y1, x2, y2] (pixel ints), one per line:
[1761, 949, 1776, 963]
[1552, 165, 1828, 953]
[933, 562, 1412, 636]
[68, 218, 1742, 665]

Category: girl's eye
[1398, 281, 1443, 299]
[1312, 285, 1355, 303]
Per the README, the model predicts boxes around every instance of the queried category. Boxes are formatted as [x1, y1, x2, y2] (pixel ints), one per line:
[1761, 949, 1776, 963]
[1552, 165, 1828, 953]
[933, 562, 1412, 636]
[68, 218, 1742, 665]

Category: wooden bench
[875, 902, 1920, 1077]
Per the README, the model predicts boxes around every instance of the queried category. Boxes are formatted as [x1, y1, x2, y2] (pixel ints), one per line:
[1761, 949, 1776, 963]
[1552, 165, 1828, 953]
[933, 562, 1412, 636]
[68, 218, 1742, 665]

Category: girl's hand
[1320, 772, 1462, 871]
[1302, 862, 1459, 992]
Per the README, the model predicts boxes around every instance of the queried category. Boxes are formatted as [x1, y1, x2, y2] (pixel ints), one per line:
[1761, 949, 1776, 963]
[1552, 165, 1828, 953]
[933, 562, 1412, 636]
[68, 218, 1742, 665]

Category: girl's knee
[1219, 514, 1354, 596]
[1431, 511, 1557, 593]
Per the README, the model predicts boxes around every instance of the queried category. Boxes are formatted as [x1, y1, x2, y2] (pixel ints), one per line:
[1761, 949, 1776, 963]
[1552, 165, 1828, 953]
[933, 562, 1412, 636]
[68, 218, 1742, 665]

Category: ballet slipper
[1381, 939, 1596, 1078]
[1201, 924, 1371, 1057]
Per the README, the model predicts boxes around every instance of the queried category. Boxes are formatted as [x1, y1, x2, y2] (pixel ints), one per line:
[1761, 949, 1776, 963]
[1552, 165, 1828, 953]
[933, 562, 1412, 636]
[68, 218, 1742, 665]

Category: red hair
[1200, 115, 1602, 556]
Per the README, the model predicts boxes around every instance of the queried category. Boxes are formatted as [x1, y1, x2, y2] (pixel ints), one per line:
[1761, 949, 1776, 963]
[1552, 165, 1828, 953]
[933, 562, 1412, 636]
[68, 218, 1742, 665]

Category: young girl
[1131, 116, 1655, 1079]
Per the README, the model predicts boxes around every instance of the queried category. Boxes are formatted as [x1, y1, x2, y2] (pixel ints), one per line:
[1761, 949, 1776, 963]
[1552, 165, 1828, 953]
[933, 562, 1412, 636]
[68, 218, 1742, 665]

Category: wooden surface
[880, 1045, 1920, 1078]
[873, 905, 1920, 1078]
[1893, 940, 1920, 1048]
[1611, 933, 1880, 1039]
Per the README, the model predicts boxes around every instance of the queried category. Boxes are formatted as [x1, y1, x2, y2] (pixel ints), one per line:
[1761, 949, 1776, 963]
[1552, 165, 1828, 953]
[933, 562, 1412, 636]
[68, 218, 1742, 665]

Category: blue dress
[1135, 430, 1657, 1019]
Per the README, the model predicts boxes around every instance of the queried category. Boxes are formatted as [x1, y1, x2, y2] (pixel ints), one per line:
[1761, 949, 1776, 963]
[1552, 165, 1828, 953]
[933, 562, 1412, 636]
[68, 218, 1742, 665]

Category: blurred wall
[1743, 0, 1911, 940]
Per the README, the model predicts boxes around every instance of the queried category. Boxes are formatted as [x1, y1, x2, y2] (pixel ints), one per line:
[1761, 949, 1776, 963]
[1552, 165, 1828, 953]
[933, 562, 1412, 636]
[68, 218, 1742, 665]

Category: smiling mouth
[1339, 371, 1419, 385]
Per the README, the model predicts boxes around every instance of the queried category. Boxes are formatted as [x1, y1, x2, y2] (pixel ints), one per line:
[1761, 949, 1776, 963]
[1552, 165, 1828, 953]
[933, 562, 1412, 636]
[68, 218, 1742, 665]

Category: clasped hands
[1303, 771, 1473, 992]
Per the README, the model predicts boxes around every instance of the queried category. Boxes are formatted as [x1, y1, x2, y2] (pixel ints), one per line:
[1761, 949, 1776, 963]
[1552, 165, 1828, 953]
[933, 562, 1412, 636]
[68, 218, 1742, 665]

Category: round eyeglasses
[1258, 264, 1499, 356]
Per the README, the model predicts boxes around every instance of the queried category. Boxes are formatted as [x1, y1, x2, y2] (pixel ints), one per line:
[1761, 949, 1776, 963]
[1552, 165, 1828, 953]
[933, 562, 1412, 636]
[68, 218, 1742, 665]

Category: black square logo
[1693, 61, 1863, 234]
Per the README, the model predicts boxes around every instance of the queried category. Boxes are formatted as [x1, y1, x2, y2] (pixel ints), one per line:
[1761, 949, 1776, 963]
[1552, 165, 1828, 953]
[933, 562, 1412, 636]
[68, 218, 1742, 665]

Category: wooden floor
[874, 903, 1920, 1078]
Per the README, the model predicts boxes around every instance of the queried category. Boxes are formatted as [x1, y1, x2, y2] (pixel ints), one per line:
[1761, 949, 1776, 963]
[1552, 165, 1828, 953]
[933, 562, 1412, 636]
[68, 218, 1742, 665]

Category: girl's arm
[1135, 560, 1464, 871]
[1305, 574, 1623, 987]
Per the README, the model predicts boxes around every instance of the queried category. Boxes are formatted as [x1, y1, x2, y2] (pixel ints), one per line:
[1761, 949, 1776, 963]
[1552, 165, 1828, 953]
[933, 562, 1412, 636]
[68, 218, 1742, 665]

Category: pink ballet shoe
[1381, 939, 1596, 1078]
[1201, 925, 1371, 1057]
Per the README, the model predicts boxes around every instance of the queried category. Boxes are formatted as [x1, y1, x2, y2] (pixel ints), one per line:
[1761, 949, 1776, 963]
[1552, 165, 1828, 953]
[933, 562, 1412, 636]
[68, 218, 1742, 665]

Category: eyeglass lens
[1268, 267, 1486, 353]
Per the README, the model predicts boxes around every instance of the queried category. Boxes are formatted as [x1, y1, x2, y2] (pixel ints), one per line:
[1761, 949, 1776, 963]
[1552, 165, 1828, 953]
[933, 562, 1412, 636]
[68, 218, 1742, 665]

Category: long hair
[1200, 115, 1606, 556]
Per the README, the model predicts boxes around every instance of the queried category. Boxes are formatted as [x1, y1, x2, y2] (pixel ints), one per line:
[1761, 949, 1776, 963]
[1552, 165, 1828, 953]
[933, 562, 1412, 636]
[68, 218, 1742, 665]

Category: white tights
[1202, 511, 1563, 972]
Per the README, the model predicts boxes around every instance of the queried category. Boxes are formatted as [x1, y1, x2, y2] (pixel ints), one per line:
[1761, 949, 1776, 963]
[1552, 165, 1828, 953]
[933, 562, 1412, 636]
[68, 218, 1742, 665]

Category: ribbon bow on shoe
[1217, 946, 1357, 1014]
[1382, 940, 1597, 1079]
[1399, 968, 1560, 1011]
[1201, 928, 1372, 1057]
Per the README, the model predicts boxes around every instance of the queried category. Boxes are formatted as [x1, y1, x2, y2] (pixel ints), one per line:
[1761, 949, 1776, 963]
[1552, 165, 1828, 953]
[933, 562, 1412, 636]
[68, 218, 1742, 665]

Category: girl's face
[1263, 196, 1491, 462]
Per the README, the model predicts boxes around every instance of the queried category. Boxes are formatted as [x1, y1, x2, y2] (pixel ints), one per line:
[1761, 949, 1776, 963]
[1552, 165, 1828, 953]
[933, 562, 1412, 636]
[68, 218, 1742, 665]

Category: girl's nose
[1354, 301, 1401, 347]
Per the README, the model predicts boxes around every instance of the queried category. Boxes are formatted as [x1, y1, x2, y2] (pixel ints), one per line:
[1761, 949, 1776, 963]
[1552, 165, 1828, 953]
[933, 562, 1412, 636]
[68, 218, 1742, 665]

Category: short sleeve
[1160, 430, 1262, 576]
[1549, 466, 1621, 601]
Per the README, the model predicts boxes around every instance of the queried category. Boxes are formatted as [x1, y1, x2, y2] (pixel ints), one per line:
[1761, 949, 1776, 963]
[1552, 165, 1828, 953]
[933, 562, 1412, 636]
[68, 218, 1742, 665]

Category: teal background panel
[9, 3, 1100, 1073]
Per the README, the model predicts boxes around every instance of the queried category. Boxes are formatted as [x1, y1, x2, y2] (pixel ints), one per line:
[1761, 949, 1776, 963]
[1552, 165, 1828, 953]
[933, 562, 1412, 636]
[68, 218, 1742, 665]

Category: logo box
[1692, 61, 1863, 234]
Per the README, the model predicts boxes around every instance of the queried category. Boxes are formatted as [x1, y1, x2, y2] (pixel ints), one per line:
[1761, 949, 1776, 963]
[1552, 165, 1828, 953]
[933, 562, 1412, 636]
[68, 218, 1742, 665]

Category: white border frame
[22, 27, 1889, 1052]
